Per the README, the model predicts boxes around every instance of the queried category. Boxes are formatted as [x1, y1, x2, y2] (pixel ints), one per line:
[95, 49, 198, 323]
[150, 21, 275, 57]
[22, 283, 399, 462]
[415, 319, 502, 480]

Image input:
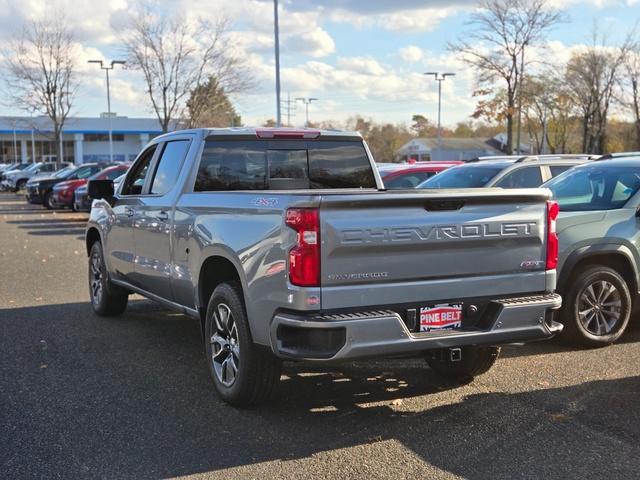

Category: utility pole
[273, 0, 282, 127]
[516, 44, 526, 155]
[281, 92, 296, 127]
[88, 59, 126, 163]
[295, 97, 318, 127]
[12, 128, 17, 163]
[424, 72, 455, 154]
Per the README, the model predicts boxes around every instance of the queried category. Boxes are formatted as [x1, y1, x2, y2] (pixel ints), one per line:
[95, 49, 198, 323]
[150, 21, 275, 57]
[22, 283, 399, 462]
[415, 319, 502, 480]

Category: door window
[495, 166, 543, 188]
[121, 146, 157, 196]
[150, 140, 190, 195]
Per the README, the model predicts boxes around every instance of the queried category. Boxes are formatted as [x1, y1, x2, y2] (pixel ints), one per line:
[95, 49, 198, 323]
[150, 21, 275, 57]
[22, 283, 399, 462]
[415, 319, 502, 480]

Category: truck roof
[154, 127, 363, 141]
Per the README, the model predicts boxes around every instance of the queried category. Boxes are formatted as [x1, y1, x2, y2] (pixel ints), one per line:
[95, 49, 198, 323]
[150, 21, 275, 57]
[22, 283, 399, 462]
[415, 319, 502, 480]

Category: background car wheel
[43, 191, 55, 209]
[15, 180, 26, 192]
[204, 281, 282, 407]
[88, 242, 128, 316]
[424, 346, 500, 383]
[561, 265, 631, 347]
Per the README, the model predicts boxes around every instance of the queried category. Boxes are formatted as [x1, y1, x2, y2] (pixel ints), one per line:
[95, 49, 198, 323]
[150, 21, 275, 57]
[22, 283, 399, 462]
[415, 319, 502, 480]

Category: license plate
[419, 303, 463, 332]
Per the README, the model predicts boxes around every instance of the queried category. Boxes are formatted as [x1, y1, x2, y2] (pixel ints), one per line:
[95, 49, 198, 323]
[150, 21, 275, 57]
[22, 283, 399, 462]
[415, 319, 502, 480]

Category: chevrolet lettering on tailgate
[339, 222, 538, 244]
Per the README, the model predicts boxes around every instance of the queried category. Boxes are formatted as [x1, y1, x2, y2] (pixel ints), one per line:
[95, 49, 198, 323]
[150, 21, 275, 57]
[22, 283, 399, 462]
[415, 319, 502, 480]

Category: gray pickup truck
[86, 127, 562, 406]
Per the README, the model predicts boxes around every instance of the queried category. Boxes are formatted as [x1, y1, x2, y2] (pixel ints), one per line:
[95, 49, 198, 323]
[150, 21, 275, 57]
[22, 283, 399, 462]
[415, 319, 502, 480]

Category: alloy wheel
[89, 251, 103, 306]
[210, 303, 240, 387]
[578, 280, 622, 336]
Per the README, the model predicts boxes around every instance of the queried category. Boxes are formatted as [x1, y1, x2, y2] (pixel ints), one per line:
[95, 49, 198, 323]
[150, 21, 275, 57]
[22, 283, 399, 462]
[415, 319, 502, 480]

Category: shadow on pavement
[1, 300, 639, 479]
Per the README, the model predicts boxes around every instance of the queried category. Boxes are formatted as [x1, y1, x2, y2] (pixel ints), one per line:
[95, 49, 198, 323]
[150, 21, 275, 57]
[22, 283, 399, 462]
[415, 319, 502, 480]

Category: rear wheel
[15, 179, 26, 192]
[561, 265, 631, 347]
[425, 346, 500, 383]
[43, 191, 55, 209]
[204, 282, 282, 407]
[88, 241, 128, 316]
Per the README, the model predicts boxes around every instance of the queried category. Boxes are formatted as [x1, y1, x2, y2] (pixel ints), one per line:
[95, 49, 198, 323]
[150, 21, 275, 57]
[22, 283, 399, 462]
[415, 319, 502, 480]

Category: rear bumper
[270, 293, 562, 361]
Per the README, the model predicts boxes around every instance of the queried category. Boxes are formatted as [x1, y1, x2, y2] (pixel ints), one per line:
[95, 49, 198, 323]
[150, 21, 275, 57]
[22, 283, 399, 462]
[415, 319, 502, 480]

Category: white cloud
[398, 46, 424, 63]
[283, 28, 335, 58]
[336, 57, 385, 76]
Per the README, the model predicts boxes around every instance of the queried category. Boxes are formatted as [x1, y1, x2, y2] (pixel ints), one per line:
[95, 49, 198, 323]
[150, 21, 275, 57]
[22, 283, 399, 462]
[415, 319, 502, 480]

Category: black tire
[88, 241, 128, 316]
[15, 179, 26, 192]
[425, 346, 500, 383]
[204, 281, 282, 407]
[43, 191, 55, 209]
[560, 265, 631, 347]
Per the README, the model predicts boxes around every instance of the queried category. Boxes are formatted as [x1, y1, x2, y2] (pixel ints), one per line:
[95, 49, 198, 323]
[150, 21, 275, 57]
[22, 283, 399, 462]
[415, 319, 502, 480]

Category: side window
[549, 165, 572, 178]
[195, 141, 266, 191]
[121, 146, 157, 196]
[495, 166, 543, 188]
[384, 172, 434, 189]
[150, 140, 190, 195]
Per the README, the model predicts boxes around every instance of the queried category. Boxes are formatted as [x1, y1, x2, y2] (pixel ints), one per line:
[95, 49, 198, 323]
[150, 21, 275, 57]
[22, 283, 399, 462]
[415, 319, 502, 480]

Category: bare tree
[565, 28, 634, 154]
[2, 18, 77, 166]
[450, 0, 564, 154]
[121, 7, 252, 132]
[625, 49, 640, 150]
[522, 74, 575, 153]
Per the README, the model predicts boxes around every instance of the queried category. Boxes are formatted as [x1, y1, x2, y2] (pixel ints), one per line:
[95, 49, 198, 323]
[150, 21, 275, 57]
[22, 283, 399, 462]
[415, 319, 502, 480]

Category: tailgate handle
[424, 200, 465, 211]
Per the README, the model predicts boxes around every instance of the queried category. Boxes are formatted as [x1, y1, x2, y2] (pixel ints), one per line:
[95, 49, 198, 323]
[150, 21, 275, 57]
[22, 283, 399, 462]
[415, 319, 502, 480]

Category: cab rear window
[194, 140, 376, 191]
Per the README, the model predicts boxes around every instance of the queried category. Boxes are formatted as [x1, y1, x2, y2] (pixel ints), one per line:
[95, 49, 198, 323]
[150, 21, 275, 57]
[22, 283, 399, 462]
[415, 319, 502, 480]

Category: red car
[377, 161, 463, 189]
[51, 164, 129, 209]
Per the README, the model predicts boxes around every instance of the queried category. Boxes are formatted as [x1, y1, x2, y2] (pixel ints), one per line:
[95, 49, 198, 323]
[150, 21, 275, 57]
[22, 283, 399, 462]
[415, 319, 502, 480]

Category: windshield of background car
[382, 170, 439, 189]
[53, 166, 74, 178]
[545, 166, 640, 211]
[417, 165, 502, 188]
[195, 139, 376, 190]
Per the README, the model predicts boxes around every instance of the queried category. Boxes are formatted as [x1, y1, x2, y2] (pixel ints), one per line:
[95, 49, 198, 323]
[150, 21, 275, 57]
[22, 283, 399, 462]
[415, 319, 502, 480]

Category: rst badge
[419, 304, 463, 332]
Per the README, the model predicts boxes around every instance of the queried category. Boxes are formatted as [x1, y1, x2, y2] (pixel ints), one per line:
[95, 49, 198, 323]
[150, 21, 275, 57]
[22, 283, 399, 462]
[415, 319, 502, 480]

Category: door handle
[157, 211, 169, 221]
[125, 207, 135, 217]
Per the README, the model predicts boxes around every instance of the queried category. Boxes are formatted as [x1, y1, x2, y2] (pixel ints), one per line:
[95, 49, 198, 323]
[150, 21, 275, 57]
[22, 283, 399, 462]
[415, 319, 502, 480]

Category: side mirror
[88, 179, 114, 200]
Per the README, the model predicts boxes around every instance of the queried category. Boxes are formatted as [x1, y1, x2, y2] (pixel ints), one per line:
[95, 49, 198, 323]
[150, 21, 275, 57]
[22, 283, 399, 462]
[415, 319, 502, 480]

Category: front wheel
[204, 282, 282, 407]
[88, 242, 128, 316]
[425, 346, 500, 383]
[43, 191, 55, 209]
[14, 180, 26, 192]
[561, 265, 631, 347]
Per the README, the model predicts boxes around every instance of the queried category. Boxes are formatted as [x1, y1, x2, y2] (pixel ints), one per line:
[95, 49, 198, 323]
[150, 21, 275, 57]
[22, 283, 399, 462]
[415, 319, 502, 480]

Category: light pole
[273, 0, 282, 127]
[88, 59, 126, 163]
[424, 72, 455, 153]
[295, 97, 318, 127]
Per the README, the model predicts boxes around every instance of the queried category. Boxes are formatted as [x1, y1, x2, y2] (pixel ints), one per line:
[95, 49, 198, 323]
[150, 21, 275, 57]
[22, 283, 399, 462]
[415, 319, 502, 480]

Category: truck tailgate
[319, 189, 552, 309]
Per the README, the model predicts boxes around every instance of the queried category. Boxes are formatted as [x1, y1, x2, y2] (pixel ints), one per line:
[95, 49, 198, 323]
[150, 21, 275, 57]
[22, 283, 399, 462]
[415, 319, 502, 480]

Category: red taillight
[285, 208, 320, 287]
[546, 200, 559, 270]
[256, 128, 321, 139]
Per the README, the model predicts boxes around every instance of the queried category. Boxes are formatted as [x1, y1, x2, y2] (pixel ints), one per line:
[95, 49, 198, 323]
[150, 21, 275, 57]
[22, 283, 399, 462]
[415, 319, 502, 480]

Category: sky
[0, 0, 639, 129]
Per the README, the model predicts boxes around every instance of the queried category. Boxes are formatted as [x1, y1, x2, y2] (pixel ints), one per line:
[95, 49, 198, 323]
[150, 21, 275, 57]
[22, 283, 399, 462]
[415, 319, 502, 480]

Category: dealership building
[0, 115, 168, 165]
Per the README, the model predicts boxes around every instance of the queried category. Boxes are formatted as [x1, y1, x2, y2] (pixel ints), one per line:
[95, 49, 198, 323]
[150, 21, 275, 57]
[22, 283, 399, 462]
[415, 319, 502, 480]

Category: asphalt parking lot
[1, 192, 639, 479]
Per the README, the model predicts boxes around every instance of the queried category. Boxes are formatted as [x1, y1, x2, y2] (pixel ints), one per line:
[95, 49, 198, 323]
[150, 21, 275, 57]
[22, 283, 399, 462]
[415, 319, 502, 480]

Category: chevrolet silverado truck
[86, 127, 562, 406]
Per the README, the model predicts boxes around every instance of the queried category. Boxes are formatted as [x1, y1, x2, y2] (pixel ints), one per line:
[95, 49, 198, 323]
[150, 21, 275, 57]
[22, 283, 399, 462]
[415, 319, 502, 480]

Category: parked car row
[379, 153, 640, 349]
[0, 160, 132, 212]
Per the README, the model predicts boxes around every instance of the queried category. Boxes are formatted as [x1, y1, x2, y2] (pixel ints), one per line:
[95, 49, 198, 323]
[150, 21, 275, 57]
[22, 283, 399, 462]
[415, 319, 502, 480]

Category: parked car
[72, 164, 130, 211]
[378, 161, 462, 189]
[0, 163, 33, 183]
[86, 127, 562, 406]
[417, 155, 591, 190]
[2, 162, 69, 192]
[26, 163, 105, 209]
[544, 158, 640, 346]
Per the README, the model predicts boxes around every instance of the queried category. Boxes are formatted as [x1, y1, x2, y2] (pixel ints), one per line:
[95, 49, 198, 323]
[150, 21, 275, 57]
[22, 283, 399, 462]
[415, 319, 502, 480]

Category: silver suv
[545, 158, 640, 346]
[418, 155, 591, 189]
